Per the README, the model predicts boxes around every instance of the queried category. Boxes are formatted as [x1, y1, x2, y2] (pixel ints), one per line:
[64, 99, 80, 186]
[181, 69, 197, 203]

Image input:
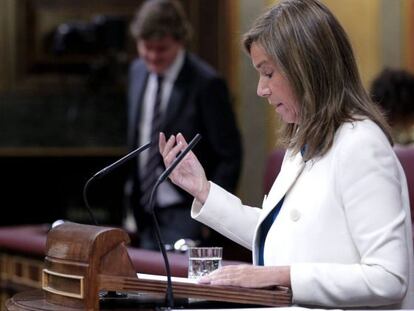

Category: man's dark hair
[130, 0, 192, 43]
[371, 68, 414, 124]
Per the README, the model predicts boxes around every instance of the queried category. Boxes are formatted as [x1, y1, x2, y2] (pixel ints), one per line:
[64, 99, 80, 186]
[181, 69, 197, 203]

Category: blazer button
[290, 209, 301, 222]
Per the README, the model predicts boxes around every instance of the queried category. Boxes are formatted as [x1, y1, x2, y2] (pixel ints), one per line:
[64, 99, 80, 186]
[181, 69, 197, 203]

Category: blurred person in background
[124, 0, 242, 250]
[371, 68, 414, 145]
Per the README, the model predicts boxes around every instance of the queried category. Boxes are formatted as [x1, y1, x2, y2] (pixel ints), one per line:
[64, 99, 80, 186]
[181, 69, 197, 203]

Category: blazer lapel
[263, 150, 305, 216]
[252, 150, 305, 264]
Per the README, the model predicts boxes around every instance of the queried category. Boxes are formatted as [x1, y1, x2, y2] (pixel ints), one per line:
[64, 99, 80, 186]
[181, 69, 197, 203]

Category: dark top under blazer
[127, 52, 242, 211]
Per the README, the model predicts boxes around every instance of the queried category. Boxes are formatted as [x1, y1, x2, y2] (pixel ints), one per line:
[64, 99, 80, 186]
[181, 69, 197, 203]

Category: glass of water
[188, 247, 223, 279]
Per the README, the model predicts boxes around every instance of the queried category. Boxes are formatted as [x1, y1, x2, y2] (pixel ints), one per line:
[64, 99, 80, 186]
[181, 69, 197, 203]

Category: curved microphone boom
[83, 142, 151, 225]
[149, 133, 202, 309]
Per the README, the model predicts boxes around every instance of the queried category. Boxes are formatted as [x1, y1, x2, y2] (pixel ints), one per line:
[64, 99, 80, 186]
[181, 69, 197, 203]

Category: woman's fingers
[197, 265, 252, 287]
[198, 267, 225, 284]
[165, 139, 185, 164]
[160, 132, 190, 158]
[159, 133, 199, 185]
[176, 132, 189, 147]
[197, 276, 210, 284]
[200, 265, 290, 288]
[160, 134, 177, 161]
[160, 133, 191, 168]
[159, 132, 167, 153]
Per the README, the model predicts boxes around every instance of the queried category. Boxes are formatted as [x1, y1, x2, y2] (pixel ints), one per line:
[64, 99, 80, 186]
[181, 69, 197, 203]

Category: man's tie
[140, 75, 164, 211]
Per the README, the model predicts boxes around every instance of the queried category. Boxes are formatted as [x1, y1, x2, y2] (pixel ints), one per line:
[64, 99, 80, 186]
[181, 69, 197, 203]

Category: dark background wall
[0, 0, 234, 227]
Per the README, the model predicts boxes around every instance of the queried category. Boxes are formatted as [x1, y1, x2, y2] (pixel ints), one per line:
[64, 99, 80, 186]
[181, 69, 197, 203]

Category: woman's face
[250, 42, 300, 124]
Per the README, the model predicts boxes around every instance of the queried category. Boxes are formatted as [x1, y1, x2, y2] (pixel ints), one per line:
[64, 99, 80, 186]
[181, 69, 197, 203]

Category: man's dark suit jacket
[126, 52, 242, 241]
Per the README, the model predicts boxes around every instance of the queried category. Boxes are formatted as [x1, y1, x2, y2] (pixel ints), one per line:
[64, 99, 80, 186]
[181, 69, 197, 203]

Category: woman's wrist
[257, 266, 291, 288]
[195, 180, 211, 204]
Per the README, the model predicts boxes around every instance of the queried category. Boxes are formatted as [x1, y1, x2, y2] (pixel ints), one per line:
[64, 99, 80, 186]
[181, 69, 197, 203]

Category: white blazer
[191, 120, 414, 309]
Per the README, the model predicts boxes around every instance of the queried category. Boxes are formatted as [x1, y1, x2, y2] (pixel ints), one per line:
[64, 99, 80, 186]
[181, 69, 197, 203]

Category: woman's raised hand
[159, 132, 210, 204]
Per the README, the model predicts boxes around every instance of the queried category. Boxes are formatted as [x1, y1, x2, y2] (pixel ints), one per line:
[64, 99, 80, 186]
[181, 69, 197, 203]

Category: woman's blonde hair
[243, 0, 392, 160]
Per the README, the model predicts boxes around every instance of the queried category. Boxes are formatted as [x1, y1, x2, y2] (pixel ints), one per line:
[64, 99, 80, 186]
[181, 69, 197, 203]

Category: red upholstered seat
[127, 247, 188, 277]
[263, 149, 285, 195]
[0, 225, 243, 278]
[394, 145, 414, 224]
[0, 225, 48, 257]
[0, 225, 189, 276]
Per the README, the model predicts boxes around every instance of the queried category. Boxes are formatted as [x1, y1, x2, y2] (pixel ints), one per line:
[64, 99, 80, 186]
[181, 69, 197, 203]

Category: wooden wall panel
[323, 0, 381, 88]
[403, 0, 414, 73]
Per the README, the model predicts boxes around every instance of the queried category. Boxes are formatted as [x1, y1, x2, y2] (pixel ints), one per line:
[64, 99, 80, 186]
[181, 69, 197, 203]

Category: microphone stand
[82, 142, 151, 225]
[81, 142, 151, 300]
[148, 184, 174, 309]
[150, 134, 202, 309]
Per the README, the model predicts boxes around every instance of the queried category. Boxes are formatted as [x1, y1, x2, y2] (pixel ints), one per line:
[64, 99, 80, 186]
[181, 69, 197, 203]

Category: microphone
[149, 133, 202, 308]
[82, 142, 151, 225]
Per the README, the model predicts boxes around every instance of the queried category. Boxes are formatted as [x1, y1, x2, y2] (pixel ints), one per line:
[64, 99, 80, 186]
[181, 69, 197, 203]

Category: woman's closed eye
[262, 70, 273, 79]
[257, 68, 273, 79]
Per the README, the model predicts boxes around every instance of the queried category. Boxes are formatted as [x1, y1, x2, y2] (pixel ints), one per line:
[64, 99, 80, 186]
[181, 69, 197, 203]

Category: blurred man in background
[124, 0, 242, 249]
[371, 68, 414, 145]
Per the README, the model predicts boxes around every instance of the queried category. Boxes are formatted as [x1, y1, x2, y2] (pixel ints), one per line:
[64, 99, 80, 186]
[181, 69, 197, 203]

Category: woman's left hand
[198, 265, 291, 288]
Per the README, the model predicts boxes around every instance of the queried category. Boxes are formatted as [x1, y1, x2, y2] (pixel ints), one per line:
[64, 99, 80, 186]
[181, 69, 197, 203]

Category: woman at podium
[159, 0, 414, 309]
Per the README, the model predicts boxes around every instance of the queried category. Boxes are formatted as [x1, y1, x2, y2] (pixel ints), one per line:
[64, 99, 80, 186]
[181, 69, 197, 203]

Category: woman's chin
[279, 115, 298, 124]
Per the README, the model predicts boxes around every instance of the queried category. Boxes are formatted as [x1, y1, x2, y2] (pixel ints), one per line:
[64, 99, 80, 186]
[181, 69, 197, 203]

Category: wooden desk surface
[6, 290, 266, 311]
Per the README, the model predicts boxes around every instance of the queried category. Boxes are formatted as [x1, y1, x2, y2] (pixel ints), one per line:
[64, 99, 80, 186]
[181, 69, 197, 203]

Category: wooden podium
[6, 223, 292, 310]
